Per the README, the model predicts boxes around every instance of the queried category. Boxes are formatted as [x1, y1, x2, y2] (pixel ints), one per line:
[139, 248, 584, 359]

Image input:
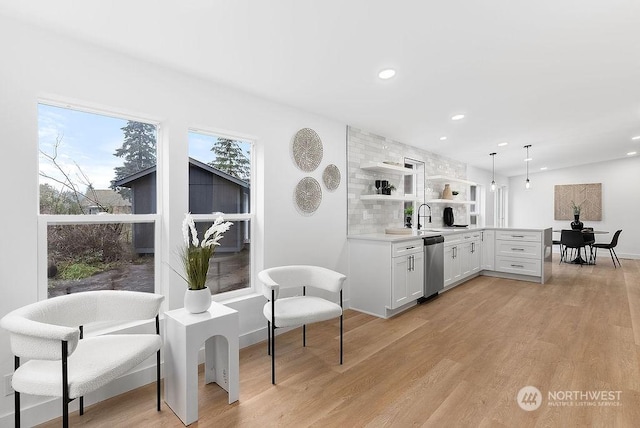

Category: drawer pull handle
[511, 248, 525, 251]
[511, 235, 525, 238]
[510, 264, 525, 268]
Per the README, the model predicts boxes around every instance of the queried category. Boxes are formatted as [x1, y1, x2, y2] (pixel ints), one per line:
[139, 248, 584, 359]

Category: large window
[188, 130, 253, 296]
[38, 102, 159, 298]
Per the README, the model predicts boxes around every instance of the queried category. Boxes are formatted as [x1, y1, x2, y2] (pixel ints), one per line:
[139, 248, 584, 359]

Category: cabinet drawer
[392, 240, 423, 257]
[495, 256, 541, 277]
[463, 232, 482, 241]
[444, 234, 464, 245]
[495, 230, 541, 242]
[495, 241, 541, 259]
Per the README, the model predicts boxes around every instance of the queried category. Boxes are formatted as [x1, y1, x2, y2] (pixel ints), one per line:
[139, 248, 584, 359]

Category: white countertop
[348, 226, 551, 242]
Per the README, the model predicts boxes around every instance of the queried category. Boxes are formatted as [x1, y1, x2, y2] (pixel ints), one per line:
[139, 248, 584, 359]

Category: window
[38, 102, 159, 298]
[469, 184, 482, 226]
[188, 130, 253, 296]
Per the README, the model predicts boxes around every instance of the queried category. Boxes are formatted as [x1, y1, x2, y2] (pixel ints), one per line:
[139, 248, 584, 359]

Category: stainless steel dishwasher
[419, 235, 445, 302]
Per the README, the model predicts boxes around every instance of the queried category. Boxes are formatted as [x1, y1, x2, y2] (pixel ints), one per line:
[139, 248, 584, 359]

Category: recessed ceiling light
[451, 114, 465, 121]
[524, 157, 532, 162]
[439, 136, 447, 141]
[378, 69, 396, 79]
[498, 142, 508, 147]
[627, 151, 637, 156]
[632, 136, 640, 141]
[540, 167, 548, 171]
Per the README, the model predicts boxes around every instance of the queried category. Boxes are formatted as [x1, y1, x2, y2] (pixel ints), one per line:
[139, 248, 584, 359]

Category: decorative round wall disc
[292, 128, 323, 172]
[322, 164, 341, 191]
[295, 177, 322, 213]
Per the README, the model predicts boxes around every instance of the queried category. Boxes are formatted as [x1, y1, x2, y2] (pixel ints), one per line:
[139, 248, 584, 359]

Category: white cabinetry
[349, 237, 424, 318]
[480, 230, 495, 270]
[462, 231, 482, 276]
[494, 230, 543, 277]
[391, 241, 424, 309]
[444, 238, 462, 288]
[444, 232, 480, 288]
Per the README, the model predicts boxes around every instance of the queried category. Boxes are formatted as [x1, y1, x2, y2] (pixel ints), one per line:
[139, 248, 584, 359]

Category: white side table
[164, 302, 239, 426]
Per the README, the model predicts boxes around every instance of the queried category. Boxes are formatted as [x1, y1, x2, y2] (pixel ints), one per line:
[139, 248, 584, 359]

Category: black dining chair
[560, 229, 588, 265]
[593, 230, 622, 268]
[582, 228, 595, 264]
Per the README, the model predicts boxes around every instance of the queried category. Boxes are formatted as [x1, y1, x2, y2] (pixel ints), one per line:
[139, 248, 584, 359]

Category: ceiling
[2, 0, 640, 177]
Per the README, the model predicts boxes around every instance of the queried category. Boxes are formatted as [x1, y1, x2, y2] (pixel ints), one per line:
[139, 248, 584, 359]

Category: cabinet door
[460, 241, 473, 277]
[444, 244, 462, 287]
[408, 250, 424, 300]
[470, 240, 481, 274]
[481, 230, 495, 270]
[392, 255, 408, 309]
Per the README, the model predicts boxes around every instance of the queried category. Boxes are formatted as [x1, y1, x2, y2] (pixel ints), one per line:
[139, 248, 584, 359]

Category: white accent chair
[0, 290, 164, 428]
[258, 265, 346, 384]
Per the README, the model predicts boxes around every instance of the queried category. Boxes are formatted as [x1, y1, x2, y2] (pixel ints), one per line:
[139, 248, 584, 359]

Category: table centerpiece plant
[570, 200, 583, 230]
[179, 213, 232, 313]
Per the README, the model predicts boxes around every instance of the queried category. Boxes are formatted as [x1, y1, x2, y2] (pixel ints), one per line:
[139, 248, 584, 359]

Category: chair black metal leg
[612, 248, 621, 267]
[14, 356, 20, 428]
[62, 341, 69, 428]
[271, 322, 276, 385]
[79, 397, 84, 415]
[303, 325, 306, 347]
[156, 315, 161, 411]
[267, 321, 271, 355]
[610, 249, 618, 268]
[271, 289, 276, 384]
[340, 290, 343, 365]
[340, 314, 343, 365]
[156, 349, 161, 411]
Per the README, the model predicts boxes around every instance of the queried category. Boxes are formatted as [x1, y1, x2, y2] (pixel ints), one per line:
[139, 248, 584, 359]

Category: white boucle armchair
[0, 290, 164, 428]
[258, 265, 346, 384]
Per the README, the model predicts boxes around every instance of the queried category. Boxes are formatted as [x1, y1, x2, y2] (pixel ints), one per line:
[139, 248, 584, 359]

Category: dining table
[553, 229, 609, 265]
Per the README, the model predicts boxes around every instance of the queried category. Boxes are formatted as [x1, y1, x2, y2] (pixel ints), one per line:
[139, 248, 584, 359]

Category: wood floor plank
[36, 256, 640, 427]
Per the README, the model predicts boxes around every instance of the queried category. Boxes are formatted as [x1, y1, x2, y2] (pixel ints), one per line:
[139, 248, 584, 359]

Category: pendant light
[489, 152, 497, 191]
[524, 145, 532, 189]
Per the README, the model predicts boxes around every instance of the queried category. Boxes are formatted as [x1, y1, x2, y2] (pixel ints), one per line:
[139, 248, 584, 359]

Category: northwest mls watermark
[517, 386, 623, 411]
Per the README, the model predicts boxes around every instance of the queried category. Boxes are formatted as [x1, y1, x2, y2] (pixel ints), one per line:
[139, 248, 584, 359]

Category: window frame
[36, 99, 163, 301]
[187, 128, 257, 301]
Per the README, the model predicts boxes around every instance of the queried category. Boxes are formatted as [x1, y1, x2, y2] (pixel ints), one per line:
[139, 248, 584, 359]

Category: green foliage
[181, 245, 214, 290]
[39, 184, 84, 214]
[58, 262, 101, 280]
[112, 121, 157, 198]
[570, 200, 582, 215]
[208, 138, 250, 181]
[404, 206, 413, 215]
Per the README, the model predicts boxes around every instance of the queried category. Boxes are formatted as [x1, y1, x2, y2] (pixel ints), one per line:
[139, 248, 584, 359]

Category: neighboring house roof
[80, 189, 131, 209]
[113, 158, 250, 189]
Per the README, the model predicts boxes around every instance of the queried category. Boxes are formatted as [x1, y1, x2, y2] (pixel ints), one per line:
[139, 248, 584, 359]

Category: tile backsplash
[348, 126, 469, 235]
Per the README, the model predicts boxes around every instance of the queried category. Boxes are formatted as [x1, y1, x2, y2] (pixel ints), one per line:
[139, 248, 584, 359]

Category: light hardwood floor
[38, 255, 640, 427]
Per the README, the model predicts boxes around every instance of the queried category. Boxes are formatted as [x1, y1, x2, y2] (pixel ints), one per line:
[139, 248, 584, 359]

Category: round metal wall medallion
[295, 177, 322, 214]
[292, 128, 323, 172]
[322, 164, 341, 191]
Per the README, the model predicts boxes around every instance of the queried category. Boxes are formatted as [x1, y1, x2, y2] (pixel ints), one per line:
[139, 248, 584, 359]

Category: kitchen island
[348, 227, 552, 318]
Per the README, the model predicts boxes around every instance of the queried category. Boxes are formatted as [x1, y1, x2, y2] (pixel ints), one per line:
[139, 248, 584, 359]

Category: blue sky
[38, 104, 250, 191]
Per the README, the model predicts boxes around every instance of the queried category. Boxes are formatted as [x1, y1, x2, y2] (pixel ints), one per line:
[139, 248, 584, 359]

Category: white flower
[181, 213, 191, 247]
[201, 216, 233, 248]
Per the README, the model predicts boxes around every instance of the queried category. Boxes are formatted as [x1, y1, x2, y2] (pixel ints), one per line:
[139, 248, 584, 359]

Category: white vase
[184, 287, 212, 314]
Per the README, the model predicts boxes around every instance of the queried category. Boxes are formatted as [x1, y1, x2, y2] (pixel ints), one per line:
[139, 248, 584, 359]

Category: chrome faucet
[417, 203, 431, 230]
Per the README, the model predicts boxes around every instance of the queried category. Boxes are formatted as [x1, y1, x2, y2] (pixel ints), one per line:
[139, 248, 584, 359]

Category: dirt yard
[48, 247, 250, 298]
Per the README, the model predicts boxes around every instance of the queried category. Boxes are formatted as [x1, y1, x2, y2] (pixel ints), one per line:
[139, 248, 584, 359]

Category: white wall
[0, 16, 347, 424]
[508, 156, 640, 258]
